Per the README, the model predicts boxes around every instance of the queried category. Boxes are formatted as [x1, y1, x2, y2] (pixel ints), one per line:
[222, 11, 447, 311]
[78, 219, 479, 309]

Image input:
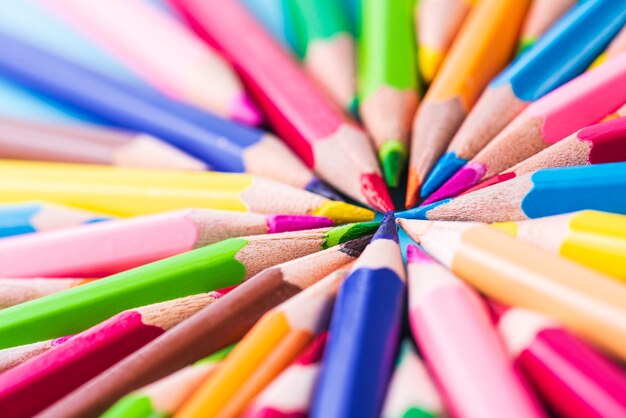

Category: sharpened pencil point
[347, 97, 359, 119]
[372, 212, 398, 242]
[421, 152, 467, 198]
[405, 244, 434, 264]
[312, 201, 375, 224]
[360, 173, 395, 212]
[380, 140, 407, 188]
[516, 37, 536, 56]
[229, 93, 263, 126]
[396, 199, 452, 220]
[323, 220, 381, 249]
[419, 46, 443, 84]
[266, 215, 334, 233]
[422, 163, 486, 205]
[305, 178, 344, 201]
[461, 172, 517, 196]
[405, 167, 421, 209]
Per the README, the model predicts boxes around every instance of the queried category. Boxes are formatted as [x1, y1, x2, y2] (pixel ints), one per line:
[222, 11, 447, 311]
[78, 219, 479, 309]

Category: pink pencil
[169, 0, 393, 212]
[243, 332, 328, 418]
[0, 292, 219, 418]
[406, 245, 545, 418]
[41, 0, 262, 125]
[0, 209, 333, 278]
[496, 306, 626, 418]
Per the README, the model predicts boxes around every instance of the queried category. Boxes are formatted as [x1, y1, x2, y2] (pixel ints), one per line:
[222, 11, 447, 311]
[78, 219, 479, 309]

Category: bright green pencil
[286, 0, 357, 112]
[0, 222, 379, 349]
[358, 0, 420, 188]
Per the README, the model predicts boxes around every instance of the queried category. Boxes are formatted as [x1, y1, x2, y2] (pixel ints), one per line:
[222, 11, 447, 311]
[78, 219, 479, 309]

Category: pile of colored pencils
[0, 0, 625, 417]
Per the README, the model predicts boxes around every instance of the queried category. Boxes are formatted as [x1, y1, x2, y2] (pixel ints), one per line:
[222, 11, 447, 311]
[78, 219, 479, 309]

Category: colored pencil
[42, 0, 262, 125]
[462, 116, 626, 195]
[492, 210, 626, 281]
[287, 0, 356, 112]
[101, 346, 235, 418]
[359, 0, 419, 187]
[0, 278, 90, 309]
[243, 332, 329, 418]
[0, 34, 334, 196]
[380, 340, 444, 418]
[37, 239, 369, 418]
[0, 160, 372, 222]
[416, 0, 474, 83]
[517, 0, 578, 53]
[0, 117, 207, 170]
[175, 259, 352, 417]
[590, 24, 626, 68]
[0, 208, 335, 278]
[406, 245, 544, 418]
[0, 337, 71, 374]
[496, 306, 626, 417]
[170, 0, 394, 212]
[0, 201, 110, 239]
[312, 213, 405, 418]
[399, 220, 626, 360]
[240, 0, 293, 48]
[0, 293, 219, 418]
[406, 0, 528, 207]
[423, 0, 626, 200]
[425, 50, 626, 204]
[0, 222, 376, 349]
[398, 162, 626, 222]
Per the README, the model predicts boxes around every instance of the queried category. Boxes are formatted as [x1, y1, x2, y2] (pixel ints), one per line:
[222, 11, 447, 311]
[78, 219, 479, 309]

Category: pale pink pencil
[406, 245, 545, 418]
[40, 0, 262, 125]
[0, 209, 333, 278]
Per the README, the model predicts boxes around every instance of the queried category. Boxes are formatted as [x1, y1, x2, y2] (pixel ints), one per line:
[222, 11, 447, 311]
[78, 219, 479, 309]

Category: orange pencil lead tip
[405, 168, 421, 209]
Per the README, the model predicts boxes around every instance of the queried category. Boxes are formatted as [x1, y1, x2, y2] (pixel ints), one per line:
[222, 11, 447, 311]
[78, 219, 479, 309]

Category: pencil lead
[380, 140, 407, 188]
[422, 162, 486, 205]
[360, 173, 395, 212]
[229, 93, 263, 126]
[418, 46, 442, 84]
[421, 152, 467, 198]
[396, 199, 452, 220]
[372, 211, 398, 242]
[266, 215, 334, 233]
[311, 201, 375, 224]
[405, 244, 434, 264]
[304, 178, 344, 201]
[347, 97, 359, 119]
[405, 167, 421, 209]
[323, 220, 381, 249]
[516, 37, 536, 56]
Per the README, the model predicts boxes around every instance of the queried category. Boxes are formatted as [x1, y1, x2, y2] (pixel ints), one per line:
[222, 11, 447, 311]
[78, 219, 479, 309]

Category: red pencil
[169, 0, 393, 212]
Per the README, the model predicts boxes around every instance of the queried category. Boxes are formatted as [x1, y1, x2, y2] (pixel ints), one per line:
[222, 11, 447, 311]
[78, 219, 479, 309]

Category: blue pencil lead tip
[372, 211, 398, 242]
[395, 199, 453, 220]
[421, 152, 467, 198]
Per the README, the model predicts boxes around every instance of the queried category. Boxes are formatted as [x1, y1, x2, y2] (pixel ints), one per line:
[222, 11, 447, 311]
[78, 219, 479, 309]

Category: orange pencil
[406, 0, 529, 207]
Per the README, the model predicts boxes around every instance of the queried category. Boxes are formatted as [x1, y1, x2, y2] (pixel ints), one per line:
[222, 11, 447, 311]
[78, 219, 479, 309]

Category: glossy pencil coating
[0, 201, 109, 238]
[426, 0, 626, 199]
[287, 0, 356, 111]
[0, 209, 334, 278]
[380, 340, 444, 418]
[399, 220, 626, 360]
[0, 293, 219, 418]
[171, 0, 394, 211]
[42, 0, 262, 124]
[426, 50, 626, 204]
[312, 213, 405, 418]
[0, 32, 329, 193]
[37, 239, 370, 418]
[398, 162, 626, 222]
[243, 332, 329, 418]
[493, 210, 626, 282]
[0, 225, 374, 348]
[406, 245, 544, 418]
[0, 160, 373, 223]
[417, 0, 474, 83]
[517, 0, 578, 53]
[175, 261, 351, 417]
[497, 307, 626, 418]
[0, 117, 207, 170]
[406, 0, 528, 207]
[359, 0, 419, 187]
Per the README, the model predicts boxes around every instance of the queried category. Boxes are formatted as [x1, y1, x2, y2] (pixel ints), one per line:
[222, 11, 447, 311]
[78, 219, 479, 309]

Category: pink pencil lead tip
[230, 93, 263, 126]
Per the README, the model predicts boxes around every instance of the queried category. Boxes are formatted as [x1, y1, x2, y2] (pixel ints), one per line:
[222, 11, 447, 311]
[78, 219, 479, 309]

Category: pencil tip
[406, 244, 434, 264]
[230, 93, 263, 126]
[419, 46, 443, 84]
[372, 212, 398, 242]
[421, 163, 486, 206]
[516, 37, 536, 56]
[380, 140, 407, 188]
[305, 178, 344, 201]
[421, 152, 467, 198]
[324, 220, 381, 248]
[396, 199, 452, 220]
[405, 168, 421, 209]
[312, 201, 375, 224]
[347, 97, 359, 119]
[462, 172, 517, 196]
[266, 215, 334, 233]
[360, 173, 395, 212]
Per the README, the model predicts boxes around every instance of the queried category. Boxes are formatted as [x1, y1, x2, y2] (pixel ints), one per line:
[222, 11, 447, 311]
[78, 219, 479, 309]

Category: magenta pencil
[496, 306, 626, 418]
[406, 245, 545, 418]
[0, 209, 333, 278]
[0, 293, 220, 418]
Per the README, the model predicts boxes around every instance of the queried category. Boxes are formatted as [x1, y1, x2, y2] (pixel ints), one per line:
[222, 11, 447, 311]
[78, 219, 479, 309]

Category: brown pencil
[37, 239, 368, 418]
[0, 278, 90, 309]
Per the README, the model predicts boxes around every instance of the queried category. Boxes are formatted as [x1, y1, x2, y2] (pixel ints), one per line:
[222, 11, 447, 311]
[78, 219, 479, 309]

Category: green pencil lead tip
[380, 140, 408, 188]
[323, 220, 381, 249]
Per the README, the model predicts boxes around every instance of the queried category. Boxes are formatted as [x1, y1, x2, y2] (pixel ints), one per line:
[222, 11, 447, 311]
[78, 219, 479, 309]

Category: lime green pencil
[0, 222, 378, 349]
[358, 0, 420, 188]
[287, 0, 356, 112]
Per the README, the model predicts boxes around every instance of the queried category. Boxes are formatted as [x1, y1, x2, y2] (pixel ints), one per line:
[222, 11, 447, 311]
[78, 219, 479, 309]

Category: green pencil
[287, 0, 357, 112]
[0, 222, 379, 349]
[358, 0, 420, 187]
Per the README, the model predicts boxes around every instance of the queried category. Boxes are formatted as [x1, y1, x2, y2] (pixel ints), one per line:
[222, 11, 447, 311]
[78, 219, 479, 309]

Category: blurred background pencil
[590, 24, 626, 68]
[517, 0, 578, 53]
